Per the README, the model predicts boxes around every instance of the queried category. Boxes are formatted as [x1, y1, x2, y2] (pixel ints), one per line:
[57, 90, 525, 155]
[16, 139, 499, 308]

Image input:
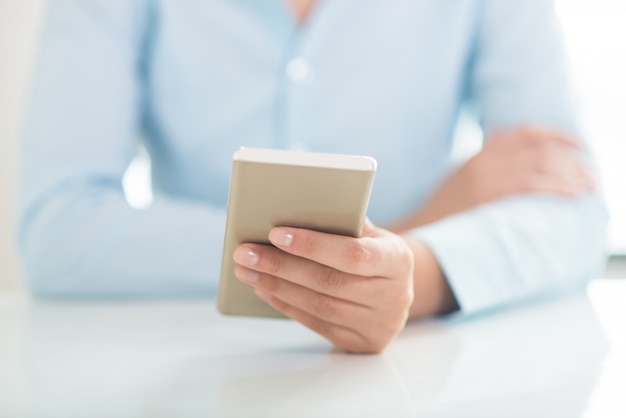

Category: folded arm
[405, 0, 608, 316]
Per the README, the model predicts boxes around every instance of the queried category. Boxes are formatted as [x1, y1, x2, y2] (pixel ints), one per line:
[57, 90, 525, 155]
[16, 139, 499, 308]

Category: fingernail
[236, 267, 259, 283]
[269, 228, 294, 247]
[233, 247, 259, 267]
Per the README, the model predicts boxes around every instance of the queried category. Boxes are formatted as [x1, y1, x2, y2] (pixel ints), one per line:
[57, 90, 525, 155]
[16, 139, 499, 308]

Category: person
[19, 0, 607, 353]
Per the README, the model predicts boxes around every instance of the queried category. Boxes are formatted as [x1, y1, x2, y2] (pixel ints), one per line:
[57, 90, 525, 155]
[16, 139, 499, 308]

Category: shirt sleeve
[19, 0, 226, 297]
[410, 0, 608, 314]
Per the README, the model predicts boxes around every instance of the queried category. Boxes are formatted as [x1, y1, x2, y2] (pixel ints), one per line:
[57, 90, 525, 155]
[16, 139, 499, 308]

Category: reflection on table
[0, 279, 624, 417]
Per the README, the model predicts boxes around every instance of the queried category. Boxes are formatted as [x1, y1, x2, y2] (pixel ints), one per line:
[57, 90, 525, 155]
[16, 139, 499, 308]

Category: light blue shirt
[20, 0, 607, 314]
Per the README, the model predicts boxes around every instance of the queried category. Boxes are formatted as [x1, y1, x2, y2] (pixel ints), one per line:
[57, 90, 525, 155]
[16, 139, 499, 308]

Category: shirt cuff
[408, 209, 524, 316]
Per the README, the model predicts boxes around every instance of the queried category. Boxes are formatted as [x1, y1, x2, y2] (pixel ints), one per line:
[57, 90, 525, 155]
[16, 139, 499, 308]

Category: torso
[144, 1, 479, 224]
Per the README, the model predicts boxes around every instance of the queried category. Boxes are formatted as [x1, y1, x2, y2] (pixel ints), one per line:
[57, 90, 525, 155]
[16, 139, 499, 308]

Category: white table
[1, 279, 625, 418]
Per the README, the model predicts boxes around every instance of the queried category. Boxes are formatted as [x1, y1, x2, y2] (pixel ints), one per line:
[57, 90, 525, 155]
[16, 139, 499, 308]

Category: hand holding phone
[231, 217, 416, 353]
[220, 148, 419, 353]
[218, 147, 377, 318]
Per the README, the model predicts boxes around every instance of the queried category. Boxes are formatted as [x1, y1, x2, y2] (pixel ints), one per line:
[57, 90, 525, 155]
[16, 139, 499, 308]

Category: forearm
[396, 189, 606, 319]
[388, 127, 594, 235]
[20, 183, 226, 296]
[389, 169, 472, 233]
[408, 193, 607, 315]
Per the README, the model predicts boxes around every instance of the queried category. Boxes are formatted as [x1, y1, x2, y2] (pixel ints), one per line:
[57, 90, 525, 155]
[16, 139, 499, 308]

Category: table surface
[1, 280, 625, 418]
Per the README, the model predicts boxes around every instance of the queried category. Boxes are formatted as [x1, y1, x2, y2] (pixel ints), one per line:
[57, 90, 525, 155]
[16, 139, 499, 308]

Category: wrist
[403, 236, 459, 319]
[460, 155, 483, 208]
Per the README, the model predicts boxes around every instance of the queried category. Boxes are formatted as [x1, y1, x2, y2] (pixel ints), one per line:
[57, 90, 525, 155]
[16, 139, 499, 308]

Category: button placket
[286, 57, 315, 84]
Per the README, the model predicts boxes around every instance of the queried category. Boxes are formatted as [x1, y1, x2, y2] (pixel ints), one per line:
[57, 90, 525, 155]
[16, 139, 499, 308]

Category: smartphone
[217, 147, 377, 318]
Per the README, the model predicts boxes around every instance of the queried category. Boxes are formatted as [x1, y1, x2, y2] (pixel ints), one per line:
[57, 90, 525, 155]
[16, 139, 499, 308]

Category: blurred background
[1, 0, 625, 292]
[0, 0, 42, 291]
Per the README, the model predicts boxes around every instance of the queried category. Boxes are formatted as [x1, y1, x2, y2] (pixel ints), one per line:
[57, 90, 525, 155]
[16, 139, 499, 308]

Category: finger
[516, 125, 582, 148]
[526, 146, 596, 188]
[233, 244, 387, 300]
[530, 146, 582, 174]
[253, 289, 382, 353]
[555, 160, 596, 189]
[511, 159, 595, 197]
[361, 217, 377, 237]
[512, 139, 588, 176]
[235, 265, 373, 325]
[520, 173, 592, 197]
[267, 226, 406, 277]
[575, 166, 597, 189]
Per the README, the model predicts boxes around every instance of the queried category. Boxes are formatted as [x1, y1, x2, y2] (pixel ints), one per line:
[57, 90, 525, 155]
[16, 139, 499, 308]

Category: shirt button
[286, 58, 314, 83]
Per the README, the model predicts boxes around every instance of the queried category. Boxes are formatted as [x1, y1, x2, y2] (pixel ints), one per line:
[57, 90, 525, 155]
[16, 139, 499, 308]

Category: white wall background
[0, 0, 41, 291]
[0, 0, 624, 292]
[556, 0, 626, 252]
